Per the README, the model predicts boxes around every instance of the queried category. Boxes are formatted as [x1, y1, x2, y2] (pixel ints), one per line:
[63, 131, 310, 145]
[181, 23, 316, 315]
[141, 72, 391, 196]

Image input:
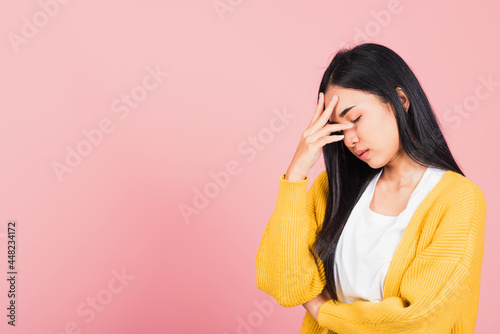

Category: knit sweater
[255, 169, 487, 334]
[334, 166, 447, 304]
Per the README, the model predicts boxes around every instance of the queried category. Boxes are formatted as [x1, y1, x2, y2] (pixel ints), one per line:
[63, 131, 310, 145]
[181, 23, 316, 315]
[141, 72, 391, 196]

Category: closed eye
[328, 116, 361, 125]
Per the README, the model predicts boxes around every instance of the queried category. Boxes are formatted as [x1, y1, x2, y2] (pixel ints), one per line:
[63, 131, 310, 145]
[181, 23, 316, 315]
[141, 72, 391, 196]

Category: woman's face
[324, 85, 403, 169]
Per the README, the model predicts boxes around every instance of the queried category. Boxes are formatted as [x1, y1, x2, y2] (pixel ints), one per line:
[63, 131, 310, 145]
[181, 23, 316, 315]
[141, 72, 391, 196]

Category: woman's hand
[285, 93, 353, 181]
[302, 287, 333, 321]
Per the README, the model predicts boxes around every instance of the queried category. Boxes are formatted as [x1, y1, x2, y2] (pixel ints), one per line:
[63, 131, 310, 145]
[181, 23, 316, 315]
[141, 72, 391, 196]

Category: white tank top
[334, 166, 447, 303]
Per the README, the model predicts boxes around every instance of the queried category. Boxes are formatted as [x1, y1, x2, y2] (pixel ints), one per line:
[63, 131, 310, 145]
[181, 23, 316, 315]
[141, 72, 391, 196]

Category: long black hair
[312, 42, 464, 302]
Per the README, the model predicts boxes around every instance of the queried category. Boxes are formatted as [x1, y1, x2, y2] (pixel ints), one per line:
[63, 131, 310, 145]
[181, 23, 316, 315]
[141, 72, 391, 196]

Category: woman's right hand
[285, 92, 353, 181]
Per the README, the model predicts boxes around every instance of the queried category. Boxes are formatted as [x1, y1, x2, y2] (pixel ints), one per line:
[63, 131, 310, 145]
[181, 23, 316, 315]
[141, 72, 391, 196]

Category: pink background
[1, 0, 499, 333]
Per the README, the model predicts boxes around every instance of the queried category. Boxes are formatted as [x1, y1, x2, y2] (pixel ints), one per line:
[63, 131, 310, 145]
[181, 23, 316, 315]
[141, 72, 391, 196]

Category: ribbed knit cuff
[273, 174, 310, 218]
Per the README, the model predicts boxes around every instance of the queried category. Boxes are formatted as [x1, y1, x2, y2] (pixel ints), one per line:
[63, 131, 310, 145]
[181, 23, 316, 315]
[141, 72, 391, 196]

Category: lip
[355, 149, 368, 156]
[356, 149, 369, 160]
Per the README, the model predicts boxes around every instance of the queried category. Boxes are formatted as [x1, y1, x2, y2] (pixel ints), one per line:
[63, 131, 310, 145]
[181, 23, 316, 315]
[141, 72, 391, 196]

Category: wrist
[284, 172, 307, 181]
[303, 295, 328, 321]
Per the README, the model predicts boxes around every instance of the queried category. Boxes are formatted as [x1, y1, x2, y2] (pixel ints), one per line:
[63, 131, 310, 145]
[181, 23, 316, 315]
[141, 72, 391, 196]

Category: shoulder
[443, 170, 485, 198]
[438, 170, 487, 214]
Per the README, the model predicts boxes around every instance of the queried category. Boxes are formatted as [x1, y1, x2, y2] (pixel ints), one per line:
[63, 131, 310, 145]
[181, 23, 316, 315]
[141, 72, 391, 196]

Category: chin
[367, 160, 384, 169]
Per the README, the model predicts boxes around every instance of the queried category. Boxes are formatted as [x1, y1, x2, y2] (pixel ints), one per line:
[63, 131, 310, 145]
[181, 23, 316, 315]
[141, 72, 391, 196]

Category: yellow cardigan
[255, 169, 487, 334]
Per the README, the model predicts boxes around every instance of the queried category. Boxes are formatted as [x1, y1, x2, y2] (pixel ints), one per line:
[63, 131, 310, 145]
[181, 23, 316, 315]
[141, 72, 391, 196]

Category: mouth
[358, 149, 369, 159]
[357, 149, 368, 157]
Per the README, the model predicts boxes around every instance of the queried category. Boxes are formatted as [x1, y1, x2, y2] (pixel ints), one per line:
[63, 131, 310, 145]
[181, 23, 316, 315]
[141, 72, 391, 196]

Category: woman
[255, 43, 487, 334]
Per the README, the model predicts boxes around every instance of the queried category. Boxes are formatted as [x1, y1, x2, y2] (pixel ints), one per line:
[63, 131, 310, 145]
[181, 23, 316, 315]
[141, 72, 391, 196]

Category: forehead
[324, 86, 380, 121]
[324, 86, 372, 103]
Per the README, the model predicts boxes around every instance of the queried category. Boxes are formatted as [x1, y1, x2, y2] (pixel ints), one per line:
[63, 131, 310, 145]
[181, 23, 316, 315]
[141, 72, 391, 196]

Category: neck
[380, 153, 428, 189]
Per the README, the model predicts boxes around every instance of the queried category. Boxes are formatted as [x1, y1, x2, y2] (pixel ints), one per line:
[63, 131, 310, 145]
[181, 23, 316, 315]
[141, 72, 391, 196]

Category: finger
[310, 95, 339, 134]
[318, 94, 338, 126]
[308, 122, 352, 143]
[309, 92, 325, 127]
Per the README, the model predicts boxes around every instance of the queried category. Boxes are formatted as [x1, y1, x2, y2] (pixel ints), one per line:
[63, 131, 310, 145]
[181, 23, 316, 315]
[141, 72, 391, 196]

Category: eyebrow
[330, 105, 356, 123]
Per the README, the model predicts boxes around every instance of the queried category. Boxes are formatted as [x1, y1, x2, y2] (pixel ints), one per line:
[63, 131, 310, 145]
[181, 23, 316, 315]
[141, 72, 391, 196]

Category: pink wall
[1, 0, 498, 333]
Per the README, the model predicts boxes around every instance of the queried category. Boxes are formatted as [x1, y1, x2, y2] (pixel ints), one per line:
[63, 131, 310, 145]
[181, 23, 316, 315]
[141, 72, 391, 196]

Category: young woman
[255, 43, 487, 334]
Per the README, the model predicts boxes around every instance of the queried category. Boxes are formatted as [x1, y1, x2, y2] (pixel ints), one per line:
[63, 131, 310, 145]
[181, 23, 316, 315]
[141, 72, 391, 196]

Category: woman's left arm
[310, 183, 487, 334]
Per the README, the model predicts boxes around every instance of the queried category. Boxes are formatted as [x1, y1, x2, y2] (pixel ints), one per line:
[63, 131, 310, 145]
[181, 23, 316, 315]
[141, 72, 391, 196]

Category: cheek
[367, 117, 398, 148]
[382, 120, 400, 150]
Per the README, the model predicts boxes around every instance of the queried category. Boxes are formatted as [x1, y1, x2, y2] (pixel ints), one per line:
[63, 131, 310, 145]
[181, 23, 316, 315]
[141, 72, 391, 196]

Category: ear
[396, 87, 410, 112]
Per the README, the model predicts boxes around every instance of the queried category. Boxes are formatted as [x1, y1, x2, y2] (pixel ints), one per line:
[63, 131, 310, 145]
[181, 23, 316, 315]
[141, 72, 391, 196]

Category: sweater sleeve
[316, 183, 487, 334]
[255, 172, 327, 307]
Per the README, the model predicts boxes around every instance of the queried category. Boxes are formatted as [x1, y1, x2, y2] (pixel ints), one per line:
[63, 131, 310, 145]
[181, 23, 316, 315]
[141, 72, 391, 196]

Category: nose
[341, 126, 358, 147]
